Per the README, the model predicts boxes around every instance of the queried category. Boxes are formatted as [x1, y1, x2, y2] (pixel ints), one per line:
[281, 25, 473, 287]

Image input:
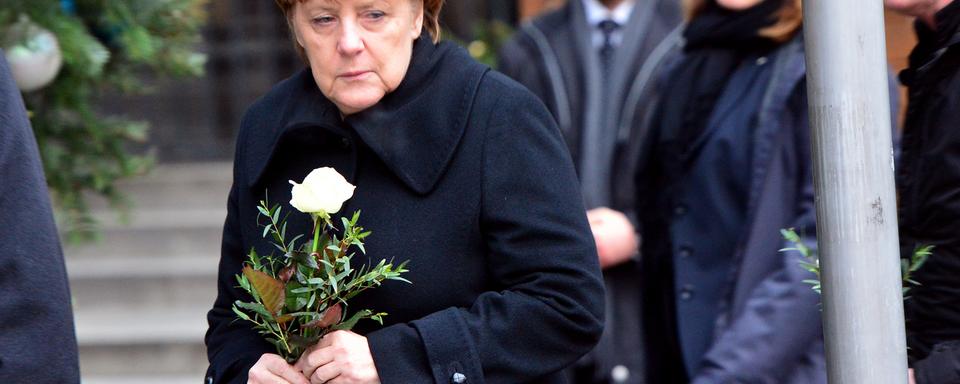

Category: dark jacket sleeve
[0, 53, 80, 382]
[204, 114, 274, 384]
[692, 82, 822, 384]
[915, 341, 960, 384]
[365, 75, 606, 383]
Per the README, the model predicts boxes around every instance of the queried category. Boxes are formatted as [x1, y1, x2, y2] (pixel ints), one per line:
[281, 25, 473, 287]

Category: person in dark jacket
[0, 52, 80, 382]
[886, 0, 960, 382]
[632, 0, 827, 382]
[203, 0, 606, 383]
[498, 2, 681, 382]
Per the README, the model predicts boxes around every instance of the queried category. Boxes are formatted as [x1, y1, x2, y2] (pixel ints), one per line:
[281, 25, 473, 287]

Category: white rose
[288, 167, 356, 216]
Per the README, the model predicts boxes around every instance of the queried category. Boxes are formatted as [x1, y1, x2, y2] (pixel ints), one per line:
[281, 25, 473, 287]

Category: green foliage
[444, 20, 514, 68]
[780, 228, 931, 298]
[0, 0, 207, 242]
[232, 199, 409, 362]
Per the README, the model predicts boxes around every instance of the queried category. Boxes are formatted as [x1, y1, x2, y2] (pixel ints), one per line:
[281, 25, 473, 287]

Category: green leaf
[235, 301, 274, 321]
[232, 305, 252, 322]
[332, 309, 374, 331]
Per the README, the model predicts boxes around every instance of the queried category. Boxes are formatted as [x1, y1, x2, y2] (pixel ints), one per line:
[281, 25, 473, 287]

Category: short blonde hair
[274, 0, 444, 59]
[683, 0, 803, 43]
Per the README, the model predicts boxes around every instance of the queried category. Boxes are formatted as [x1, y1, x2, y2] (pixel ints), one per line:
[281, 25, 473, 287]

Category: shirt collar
[581, 0, 635, 26]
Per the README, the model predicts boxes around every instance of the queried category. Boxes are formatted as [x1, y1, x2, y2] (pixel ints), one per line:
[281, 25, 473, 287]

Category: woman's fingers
[295, 344, 336, 380]
[309, 360, 341, 384]
[249, 353, 310, 384]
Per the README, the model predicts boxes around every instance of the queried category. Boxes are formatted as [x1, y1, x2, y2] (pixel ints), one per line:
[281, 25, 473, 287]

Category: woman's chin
[334, 92, 386, 115]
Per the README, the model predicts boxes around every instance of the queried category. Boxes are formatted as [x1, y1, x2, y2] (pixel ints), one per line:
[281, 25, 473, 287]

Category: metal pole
[803, 0, 908, 383]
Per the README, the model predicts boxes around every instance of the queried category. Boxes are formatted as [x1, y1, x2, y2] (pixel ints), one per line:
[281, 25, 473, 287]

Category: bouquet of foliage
[232, 167, 410, 362]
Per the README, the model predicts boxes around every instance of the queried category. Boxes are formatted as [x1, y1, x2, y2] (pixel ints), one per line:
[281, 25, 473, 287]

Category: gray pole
[802, 0, 908, 383]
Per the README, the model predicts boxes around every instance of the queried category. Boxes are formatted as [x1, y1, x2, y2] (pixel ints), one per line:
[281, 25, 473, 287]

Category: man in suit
[0, 51, 80, 382]
[499, 1, 681, 382]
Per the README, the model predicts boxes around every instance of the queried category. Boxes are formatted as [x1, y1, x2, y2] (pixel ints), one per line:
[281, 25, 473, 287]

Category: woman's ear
[411, 6, 424, 39]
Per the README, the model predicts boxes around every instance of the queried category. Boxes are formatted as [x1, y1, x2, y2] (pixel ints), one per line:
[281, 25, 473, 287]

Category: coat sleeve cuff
[368, 308, 484, 384]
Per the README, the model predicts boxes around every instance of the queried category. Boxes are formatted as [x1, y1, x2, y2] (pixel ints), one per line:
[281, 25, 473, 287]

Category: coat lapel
[345, 38, 488, 195]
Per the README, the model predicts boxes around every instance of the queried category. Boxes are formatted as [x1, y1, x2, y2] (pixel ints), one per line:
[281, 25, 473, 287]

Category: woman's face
[716, 0, 765, 10]
[291, 0, 424, 115]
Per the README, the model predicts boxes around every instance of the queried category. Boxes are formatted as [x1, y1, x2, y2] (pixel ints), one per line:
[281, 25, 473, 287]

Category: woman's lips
[339, 70, 371, 80]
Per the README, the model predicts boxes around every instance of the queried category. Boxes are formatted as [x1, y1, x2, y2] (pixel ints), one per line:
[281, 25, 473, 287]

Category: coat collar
[248, 35, 489, 194]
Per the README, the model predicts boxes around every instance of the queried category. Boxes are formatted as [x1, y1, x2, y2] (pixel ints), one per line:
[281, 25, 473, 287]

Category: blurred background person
[631, 0, 827, 382]
[498, 0, 681, 382]
[886, 0, 960, 382]
[0, 52, 80, 383]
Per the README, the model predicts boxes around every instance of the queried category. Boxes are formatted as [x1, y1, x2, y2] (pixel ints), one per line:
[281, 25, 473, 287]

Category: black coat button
[679, 284, 695, 301]
[678, 246, 692, 259]
[673, 204, 687, 217]
[339, 137, 351, 149]
[205, 376, 213, 384]
[451, 372, 467, 383]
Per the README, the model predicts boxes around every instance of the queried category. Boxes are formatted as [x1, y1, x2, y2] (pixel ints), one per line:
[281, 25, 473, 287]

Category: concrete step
[79, 341, 207, 377]
[64, 225, 223, 261]
[67, 256, 219, 312]
[74, 305, 210, 346]
[86, 162, 233, 211]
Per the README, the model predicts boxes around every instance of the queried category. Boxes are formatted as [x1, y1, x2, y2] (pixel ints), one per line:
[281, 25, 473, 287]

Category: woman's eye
[311, 16, 336, 25]
[365, 11, 385, 20]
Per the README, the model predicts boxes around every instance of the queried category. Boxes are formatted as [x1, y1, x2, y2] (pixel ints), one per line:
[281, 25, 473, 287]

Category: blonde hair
[274, 0, 444, 59]
[683, 0, 803, 43]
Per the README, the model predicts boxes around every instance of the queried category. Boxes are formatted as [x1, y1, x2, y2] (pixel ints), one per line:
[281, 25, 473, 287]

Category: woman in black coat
[203, 1, 605, 383]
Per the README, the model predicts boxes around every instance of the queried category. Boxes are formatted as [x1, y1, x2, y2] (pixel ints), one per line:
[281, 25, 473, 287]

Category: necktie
[598, 19, 621, 79]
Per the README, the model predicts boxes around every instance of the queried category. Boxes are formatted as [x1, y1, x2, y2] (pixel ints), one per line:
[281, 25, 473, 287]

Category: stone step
[79, 341, 207, 378]
[64, 225, 223, 261]
[74, 304, 210, 346]
[67, 256, 219, 312]
[86, 162, 233, 211]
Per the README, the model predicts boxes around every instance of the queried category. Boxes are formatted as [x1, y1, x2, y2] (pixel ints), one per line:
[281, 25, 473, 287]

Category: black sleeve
[915, 341, 960, 384]
[0, 52, 80, 382]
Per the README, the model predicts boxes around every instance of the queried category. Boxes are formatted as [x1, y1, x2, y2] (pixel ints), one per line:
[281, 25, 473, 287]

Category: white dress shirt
[581, 0, 636, 49]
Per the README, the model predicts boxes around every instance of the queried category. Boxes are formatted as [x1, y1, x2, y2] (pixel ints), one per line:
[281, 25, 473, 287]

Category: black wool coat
[204, 37, 606, 384]
[0, 52, 80, 382]
[898, 1, 960, 382]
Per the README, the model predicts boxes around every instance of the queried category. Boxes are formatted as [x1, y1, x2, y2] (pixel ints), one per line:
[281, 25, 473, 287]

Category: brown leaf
[276, 314, 294, 325]
[304, 303, 342, 329]
[242, 266, 286, 315]
[278, 265, 295, 283]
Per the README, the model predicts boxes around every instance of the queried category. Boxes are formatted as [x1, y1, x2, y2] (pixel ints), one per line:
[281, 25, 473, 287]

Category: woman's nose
[337, 21, 364, 56]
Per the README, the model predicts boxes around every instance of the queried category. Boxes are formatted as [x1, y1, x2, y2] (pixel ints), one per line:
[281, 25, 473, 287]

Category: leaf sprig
[780, 228, 931, 298]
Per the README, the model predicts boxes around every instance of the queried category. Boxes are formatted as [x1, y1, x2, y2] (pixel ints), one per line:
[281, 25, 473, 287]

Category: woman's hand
[248, 353, 310, 384]
[295, 330, 381, 384]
